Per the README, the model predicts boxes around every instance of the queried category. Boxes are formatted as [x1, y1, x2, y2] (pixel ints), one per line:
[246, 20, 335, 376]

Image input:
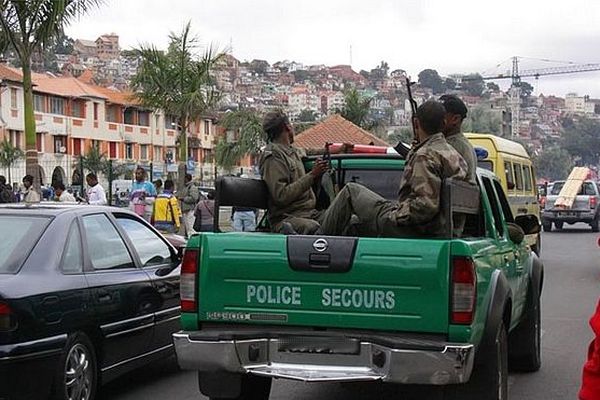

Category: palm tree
[339, 88, 372, 129]
[131, 22, 223, 188]
[0, 138, 23, 184]
[215, 110, 264, 171]
[0, 0, 102, 190]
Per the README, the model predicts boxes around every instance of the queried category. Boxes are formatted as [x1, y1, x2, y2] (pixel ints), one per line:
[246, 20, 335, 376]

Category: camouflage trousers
[319, 183, 417, 237]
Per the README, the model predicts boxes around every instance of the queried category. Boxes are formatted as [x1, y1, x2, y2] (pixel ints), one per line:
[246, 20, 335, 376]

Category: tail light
[590, 197, 597, 209]
[180, 250, 199, 313]
[0, 302, 14, 331]
[451, 257, 476, 325]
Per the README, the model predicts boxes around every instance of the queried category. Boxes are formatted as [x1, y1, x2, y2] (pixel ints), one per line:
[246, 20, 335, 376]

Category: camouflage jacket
[446, 132, 477, 184]
[259, 143, 316, 225]
[392, 133, 468, 235]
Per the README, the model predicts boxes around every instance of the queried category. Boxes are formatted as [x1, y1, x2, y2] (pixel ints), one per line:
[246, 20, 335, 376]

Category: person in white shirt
[85, 173, 107, 205]
[54, 183, 76, 202]
[22, 174, 40, 203]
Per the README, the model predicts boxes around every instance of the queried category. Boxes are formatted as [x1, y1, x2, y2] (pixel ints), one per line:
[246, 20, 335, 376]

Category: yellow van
[465, 133, 541, 254]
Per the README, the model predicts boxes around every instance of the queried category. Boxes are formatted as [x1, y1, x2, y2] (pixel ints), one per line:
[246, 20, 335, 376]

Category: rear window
[550, 182, 596, 196]
[0, 215, 51, 274]
[343, 169, 403, 200]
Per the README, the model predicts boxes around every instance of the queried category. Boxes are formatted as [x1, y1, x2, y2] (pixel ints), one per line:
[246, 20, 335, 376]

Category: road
[99, 224, 599, 400]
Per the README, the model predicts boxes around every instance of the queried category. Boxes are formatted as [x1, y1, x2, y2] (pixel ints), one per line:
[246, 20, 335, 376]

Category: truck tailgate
[196, 233, 451, 333]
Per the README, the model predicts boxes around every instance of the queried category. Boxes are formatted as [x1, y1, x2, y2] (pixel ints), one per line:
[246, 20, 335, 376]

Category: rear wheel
[542, 221, 552, 232]
[591, 218, 599, 232]
[531, 234, 541, 256]
[52, 333, 97, 400]
[444, 322, 508, 400]
[509, 283, 542, 371]
[554, 221, 564, 230]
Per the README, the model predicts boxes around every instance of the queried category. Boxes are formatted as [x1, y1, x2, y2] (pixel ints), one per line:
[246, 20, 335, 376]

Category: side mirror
[514, 214, 541, 235]
[507, 222, 525, 245]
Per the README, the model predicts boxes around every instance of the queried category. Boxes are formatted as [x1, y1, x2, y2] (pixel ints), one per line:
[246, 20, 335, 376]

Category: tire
[444, 322, 508, 400]
[591, 218, 599, 232]
[52, 332, 97, 400]
[210, 375, 272, 400]
[554, 221, 564, 230]
[542, 221, 552, 232]
[531, 234, 541, 256]
[508, 283, 542, 372]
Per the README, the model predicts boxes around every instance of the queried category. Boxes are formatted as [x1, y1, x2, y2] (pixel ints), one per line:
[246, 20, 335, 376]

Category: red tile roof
[0, 64, 24, 82]
[294, 114, 389, 149]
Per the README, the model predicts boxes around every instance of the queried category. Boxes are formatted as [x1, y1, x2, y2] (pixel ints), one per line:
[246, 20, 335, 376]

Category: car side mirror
[507, 222, 525, 245]
[514, 214, 541, 235]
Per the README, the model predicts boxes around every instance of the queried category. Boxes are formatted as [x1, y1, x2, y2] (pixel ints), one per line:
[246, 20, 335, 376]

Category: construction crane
[468, 56, 600, 138]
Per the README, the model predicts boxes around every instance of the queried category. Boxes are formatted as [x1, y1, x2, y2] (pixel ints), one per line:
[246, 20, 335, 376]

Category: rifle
[394, 75, 418, 157]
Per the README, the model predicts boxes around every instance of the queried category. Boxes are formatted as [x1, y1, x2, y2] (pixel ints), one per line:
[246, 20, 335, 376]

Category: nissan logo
[312, 238, 328, 252]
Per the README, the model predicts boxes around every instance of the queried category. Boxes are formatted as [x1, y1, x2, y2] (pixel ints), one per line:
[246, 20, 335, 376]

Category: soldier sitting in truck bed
[319, 100, 469, 238]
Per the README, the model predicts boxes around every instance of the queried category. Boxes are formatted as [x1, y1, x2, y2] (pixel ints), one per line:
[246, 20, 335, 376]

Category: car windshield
[550, 181, 596, 196]
[0, 215, 51, 274]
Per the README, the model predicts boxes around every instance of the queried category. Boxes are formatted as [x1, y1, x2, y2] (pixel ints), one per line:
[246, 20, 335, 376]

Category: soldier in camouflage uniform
[259, 111, 330, 234]
[320, 101, 468, 238]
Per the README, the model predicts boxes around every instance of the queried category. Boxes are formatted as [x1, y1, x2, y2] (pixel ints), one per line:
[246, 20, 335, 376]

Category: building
[95, 34, 120, 61]
[73, 39, 97, 58]
[0, 64, 217, 188]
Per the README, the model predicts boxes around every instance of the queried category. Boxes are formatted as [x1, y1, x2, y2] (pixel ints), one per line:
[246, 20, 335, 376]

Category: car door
[113, 213, 181, 351]
[480, 177, 521, 308]
[80, 212, 154, 369]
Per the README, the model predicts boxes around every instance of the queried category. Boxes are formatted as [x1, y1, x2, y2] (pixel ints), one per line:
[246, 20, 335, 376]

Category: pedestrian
[130, 167, 156, 219]
[85, 173, 107, 205]
[0, 175, 14, 203]
[151, 179, 181, 233]
[21, 175, 40, 203]
[193, 191, 215, 232]
[177, 173, 200, 237]
[580, 299, 600, 400]
[319, 100, 469, 237]
[153, 179, 163, 195]
[54, 182, 76, 202]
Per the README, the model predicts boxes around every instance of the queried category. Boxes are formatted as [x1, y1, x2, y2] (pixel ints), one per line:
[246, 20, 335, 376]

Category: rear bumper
[542, 210, 596, 223]
[173, 331, 474, 385]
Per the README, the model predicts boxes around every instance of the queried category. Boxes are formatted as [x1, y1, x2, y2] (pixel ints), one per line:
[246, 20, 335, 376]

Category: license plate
[558, 212, 576, 217]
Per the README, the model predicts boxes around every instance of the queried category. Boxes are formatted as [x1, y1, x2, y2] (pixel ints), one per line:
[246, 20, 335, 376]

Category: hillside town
[0, 32, 598, 192]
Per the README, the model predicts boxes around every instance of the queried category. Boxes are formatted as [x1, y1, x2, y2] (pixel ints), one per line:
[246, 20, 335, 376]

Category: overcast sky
[66, 0, 600, 97]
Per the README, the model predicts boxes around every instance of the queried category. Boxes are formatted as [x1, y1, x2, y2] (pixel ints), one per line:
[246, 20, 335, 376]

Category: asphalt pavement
[99, 223, 599, 400]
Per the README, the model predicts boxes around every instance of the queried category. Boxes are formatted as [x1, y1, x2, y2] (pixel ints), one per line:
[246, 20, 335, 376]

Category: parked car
[542, 180, 600, 232]
[0, 204, 182, 400]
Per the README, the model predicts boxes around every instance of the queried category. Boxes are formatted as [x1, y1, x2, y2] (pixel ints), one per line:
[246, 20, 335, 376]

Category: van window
[513, 163, 523, 190]
[504, 161, 515, 190]
[477, 160, 493, 171]
[493, 180, 515, 223]
[482, 177, 504, 238]
[522, 165, 533, 192]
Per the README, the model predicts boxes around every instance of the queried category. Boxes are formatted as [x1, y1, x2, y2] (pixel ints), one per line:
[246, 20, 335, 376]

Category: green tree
[292, 69, 310, 82]
[249, 59, 269, 75]
[418, 69, 444, 94]
[339, 88, 372, 129]
[215, 110, 264, 171]
[461, 73, 486, 97]
[298, 109, 317, 122]
[0, 0, 101, 190]
[0, 138, 23, 184]
[533, 146, 573, 181]
[486, 82, 500, 92]
[462, 106, 501, 135]
[519, 81, 534, 98]
[445, 77, 457, 91]
[561, 117, 600, 165]
[131, 22, 223, 188]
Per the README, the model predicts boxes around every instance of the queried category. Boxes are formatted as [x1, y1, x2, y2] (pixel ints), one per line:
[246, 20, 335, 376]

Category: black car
[0, 204, 182, 400]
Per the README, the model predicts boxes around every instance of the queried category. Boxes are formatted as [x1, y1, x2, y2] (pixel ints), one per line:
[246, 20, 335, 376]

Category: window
[204, 120, 210, 135]
[50, 97, 65, 115]
[343, 169, 404, 200]
[0, 216, 50, 274]
[61, 222, 83, 273]
[72, 101, 85, 118]
[34, 95, 45, 112]
[124, 108, 135, 125]
[36, 133, 43, 152]
[125, 143, 133, 159]
[82, 214, 134, 270]
[493, 180, 514, 223]
[54, 136, 66, 153]
[105, 105, 119, 122]
[513, 163, 523, 190]
[154, 146, 162, 161]
[10, 88, 17, 109]
[109, 142, 117, 158]
[93, 103, 99, 121]
[203, 148, 213, 163]
[140, 144, 148, 160]
[551, 181, 597, 196]
[139, 112, 150, 127]
[73, 138, 82, 156]
[115, 217, 172, 267]
[522, 165, 533, 192]
[165, 115, 177, 129]
[482, 177, 504, 237]
[477, 160, 493, 171]
[504, 161, 514, 191]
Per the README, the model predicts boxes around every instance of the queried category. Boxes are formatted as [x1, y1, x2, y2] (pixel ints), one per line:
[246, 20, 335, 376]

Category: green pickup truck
[173, 154, 543, 400]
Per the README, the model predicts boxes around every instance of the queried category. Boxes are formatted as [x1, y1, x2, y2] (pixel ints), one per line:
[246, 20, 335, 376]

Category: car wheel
[542, 221, 552, 232]
[531, 233, 541, 256]
[444, 322, 508, 400]
[209, 375, 272, 400]
[52, 333, 97, 400]
[508, 283, 542, 372]
[591, 218, 599, 232]
[554, 221, 563, 230]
